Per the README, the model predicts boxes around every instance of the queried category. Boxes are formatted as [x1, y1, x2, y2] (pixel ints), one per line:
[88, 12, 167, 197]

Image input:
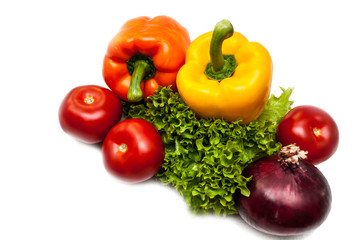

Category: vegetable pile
[58, 15, 339, 237]
[122, 86, 293, 215]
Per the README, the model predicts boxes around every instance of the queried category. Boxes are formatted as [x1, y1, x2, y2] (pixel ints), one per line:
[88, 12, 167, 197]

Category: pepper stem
[127, 60, 150, 102]
[204, 20, 237, 81]
[210, 19, 234, 72]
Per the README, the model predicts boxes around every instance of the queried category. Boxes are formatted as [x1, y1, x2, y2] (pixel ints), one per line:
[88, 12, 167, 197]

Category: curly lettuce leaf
[123, 86, 293, 215]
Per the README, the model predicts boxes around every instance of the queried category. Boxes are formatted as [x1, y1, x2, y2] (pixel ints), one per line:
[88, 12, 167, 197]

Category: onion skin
[235, 155, 332, 236]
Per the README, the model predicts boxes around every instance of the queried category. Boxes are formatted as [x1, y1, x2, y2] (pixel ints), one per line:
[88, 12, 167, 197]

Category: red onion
[235, 144, 332, 236]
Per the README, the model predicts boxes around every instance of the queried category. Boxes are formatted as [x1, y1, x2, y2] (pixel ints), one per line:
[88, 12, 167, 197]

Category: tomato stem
[313, 128, 321, 136]
[84, 96, 94, 104]
[119, 143, 128, 153]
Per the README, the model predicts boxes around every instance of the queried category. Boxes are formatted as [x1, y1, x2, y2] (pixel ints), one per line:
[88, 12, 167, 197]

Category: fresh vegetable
[176, 19, 272, 124]
[103, 15, 191, 102]
[235, 144, 332, 236]
[59, 85, 123, 144]
[58, 15, 337, 238]
[277, 105, 339, 165]
[102, 118, 165, 183]
[122, 86, 293, 214]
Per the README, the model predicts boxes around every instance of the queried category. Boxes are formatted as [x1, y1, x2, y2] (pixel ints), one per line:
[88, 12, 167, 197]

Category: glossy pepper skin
[103, 16, 190, 102]
[176, 20, 272, 124]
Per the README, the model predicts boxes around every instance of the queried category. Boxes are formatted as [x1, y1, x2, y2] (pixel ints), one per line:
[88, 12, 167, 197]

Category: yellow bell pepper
[176, 20, 273, 124]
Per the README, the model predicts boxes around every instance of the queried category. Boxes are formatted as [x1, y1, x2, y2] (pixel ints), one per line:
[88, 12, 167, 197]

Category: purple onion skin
[235, 155, 332, 236]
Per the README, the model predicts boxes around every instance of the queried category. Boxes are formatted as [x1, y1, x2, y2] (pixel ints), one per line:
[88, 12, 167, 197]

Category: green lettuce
[123, 86, 293, 215]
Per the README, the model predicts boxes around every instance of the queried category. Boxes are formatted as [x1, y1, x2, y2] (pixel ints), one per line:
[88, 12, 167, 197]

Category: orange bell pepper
[103, 16, 190, 102]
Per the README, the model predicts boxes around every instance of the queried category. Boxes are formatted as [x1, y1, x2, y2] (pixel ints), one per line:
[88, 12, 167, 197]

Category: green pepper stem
[127, 60, 150, 102]
[210, 19, 234, 72]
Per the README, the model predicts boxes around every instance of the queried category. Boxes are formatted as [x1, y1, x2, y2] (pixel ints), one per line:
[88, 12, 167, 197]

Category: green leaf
[122, 86, 294, 216]
[257, 87, 294, 124]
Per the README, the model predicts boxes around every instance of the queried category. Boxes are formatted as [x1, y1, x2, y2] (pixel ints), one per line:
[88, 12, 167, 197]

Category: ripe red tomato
[102, 119, 165, 183]
[59, 85, 123, 144]
[277, 105, 339, 165]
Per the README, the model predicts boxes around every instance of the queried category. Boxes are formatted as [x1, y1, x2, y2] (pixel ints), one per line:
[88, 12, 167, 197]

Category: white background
[1, 0, 359, 239]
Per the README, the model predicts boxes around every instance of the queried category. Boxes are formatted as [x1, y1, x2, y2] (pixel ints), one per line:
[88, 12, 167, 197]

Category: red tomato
[277, 105, 339, 165]
[102, 119, 165, 183]
[59, 85, 123, 144]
